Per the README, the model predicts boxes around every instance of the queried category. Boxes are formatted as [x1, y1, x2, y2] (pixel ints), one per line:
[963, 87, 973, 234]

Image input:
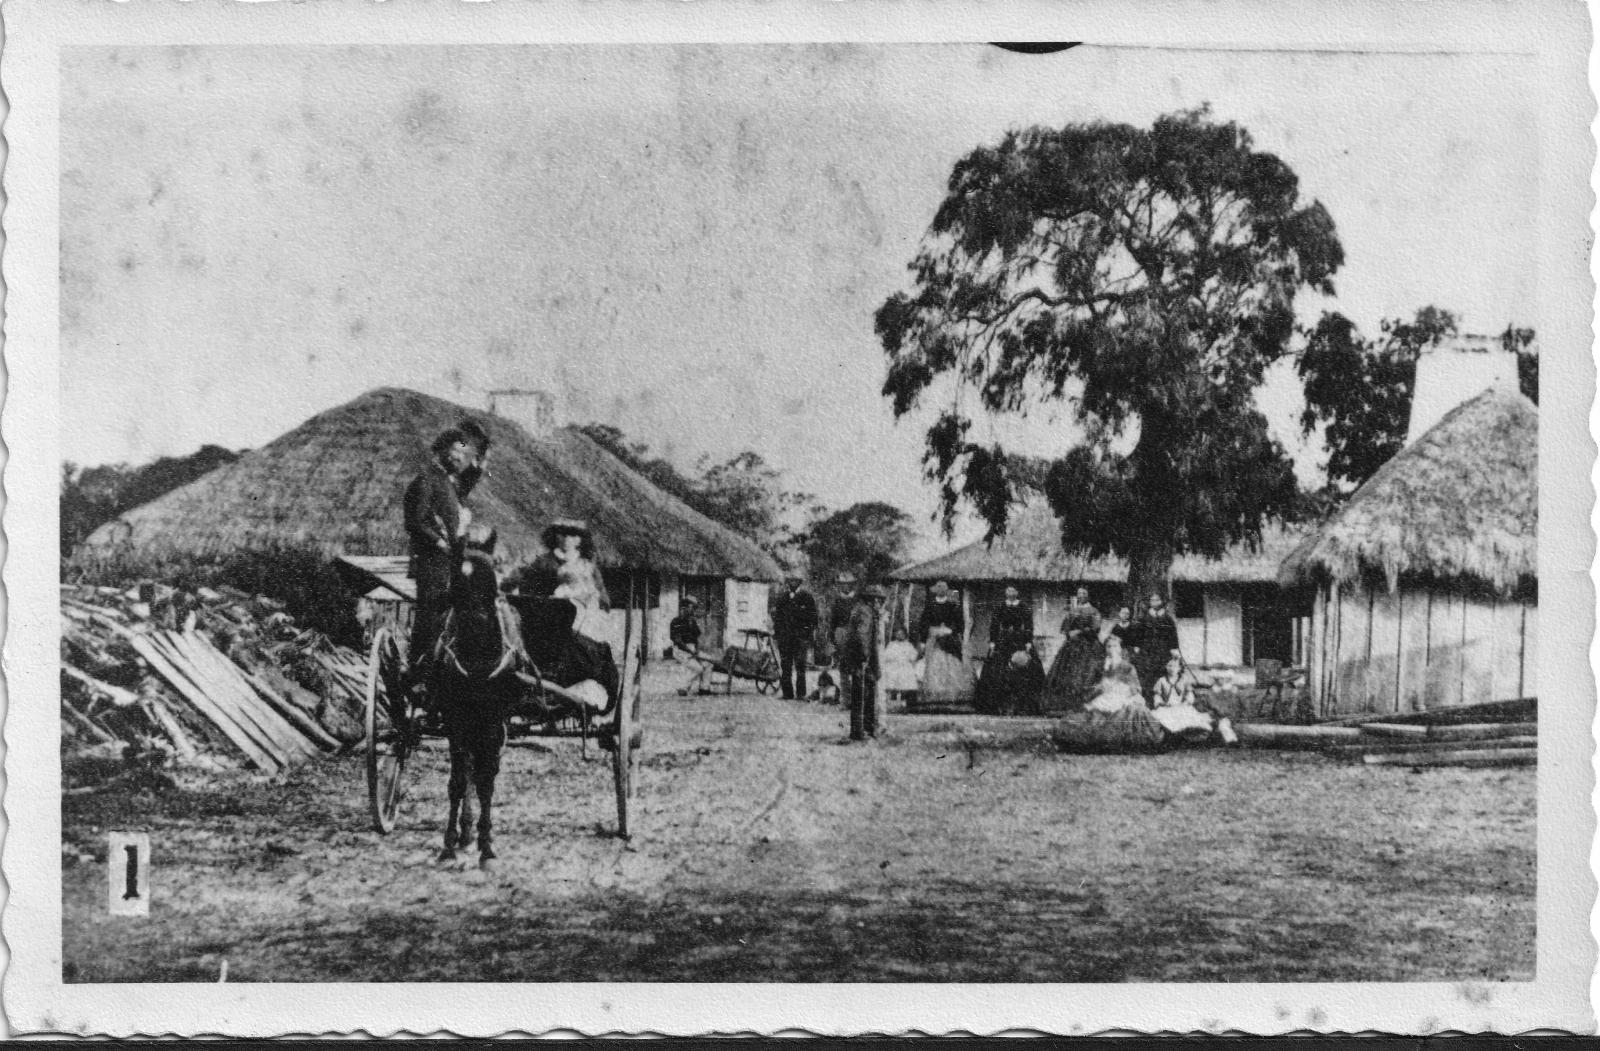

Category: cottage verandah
[891, 492, 1310, 680]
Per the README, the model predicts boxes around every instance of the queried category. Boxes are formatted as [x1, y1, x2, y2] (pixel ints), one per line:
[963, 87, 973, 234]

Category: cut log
[1358, 723, 1430, 739]
[1425, 722, 1538, 741]
[126, 633, 282, 773]
[169, 632, 318, 761]
[1236, 723, 1362, 748]
[1320, 697, 1536, 727]
[1362, 748, 1537, 768]
[1330, 736, 1538, 757]
[61, 663, 140, 707]
[61, 699, 117, 744]
[241, 670, 341, 752]
[142, 695, 199, 760]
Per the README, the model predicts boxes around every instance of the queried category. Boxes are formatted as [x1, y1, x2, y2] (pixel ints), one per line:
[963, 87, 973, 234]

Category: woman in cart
[508, 520, 615, 713]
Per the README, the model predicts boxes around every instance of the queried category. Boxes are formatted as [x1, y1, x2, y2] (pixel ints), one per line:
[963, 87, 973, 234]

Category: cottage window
[1173, 582, 1204, 619]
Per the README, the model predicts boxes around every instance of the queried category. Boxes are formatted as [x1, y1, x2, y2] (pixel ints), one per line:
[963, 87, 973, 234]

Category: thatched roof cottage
[892, 491, 1310, 672]
[1279, 385, 1537, 719]
[79, 387, 782, 651]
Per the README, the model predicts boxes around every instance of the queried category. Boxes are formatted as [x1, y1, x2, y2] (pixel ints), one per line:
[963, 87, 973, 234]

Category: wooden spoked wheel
[365, 627, 410, 834]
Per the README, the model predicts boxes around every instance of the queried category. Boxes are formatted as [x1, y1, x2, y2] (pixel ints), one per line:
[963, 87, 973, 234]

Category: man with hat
[403, 426, 479, 674]
[771, 574, 819, 701]
[668, 596, 714, 696]
[827, 570, 860, 669]
[841, 583, 888, 740]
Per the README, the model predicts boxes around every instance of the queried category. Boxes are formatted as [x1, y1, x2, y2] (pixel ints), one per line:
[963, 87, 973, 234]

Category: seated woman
[1071, 635, 1165, 750]
[507, 520, 616, 712]
[1150, 656, 1238, 745]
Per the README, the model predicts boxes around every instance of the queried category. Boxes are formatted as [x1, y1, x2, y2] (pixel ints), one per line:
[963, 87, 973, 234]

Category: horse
[433, 546, 518, 870]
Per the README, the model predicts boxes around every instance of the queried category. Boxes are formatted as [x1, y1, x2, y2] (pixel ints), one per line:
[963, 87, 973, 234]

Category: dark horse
[434, 547, 518, 870]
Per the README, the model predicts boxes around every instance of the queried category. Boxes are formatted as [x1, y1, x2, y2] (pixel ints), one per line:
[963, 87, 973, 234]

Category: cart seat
[506, 594, 620, 702]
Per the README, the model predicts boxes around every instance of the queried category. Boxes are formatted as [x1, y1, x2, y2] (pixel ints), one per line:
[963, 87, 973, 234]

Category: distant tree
[60, 444, 243, 557]
[1299, 310, 1537, 493]
[691, 450, 812, 555]
[877, 106, 1341, 601]
[578, 424, 810, 555]
[576, 423, 698, 503]
[1507, 325, 1538, 405]
[796, 502, 916, 586]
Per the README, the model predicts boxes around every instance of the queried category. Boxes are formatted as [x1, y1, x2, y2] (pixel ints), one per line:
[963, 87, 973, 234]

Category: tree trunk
[1126, 540, 1175, 612]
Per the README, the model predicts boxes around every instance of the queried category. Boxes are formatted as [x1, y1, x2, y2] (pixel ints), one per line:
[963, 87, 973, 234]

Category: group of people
[668, 572, 889, 742]
[402, 421, 613, 711]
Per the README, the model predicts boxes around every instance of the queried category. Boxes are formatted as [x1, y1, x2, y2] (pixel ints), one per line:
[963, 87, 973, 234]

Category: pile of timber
[1236, 699, 1536, 769]
[61, 583, 372, 779]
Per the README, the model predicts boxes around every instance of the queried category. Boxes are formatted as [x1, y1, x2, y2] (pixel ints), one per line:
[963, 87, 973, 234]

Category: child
[1150, 656, 1237, 745]
[880, 624, 921, 707]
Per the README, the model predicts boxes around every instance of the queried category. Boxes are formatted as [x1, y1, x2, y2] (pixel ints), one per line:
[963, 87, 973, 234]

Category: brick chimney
[1406, 334, 1517, 446]
[487, 388, 561, 437]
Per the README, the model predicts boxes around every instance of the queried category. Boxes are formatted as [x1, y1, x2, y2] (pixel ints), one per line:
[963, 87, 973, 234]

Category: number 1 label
[107, 831, 150, 916]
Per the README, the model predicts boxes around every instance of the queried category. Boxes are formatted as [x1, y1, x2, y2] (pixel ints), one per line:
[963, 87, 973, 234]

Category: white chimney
[1406, 334, 1517, 445]
[488, 388, 561, 437]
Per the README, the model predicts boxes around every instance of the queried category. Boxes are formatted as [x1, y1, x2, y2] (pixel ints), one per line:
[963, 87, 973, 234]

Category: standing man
[827, 571, 860, 666]
[771, 575, 819, 701]
[1130, 590, 1181, 703]
[403, 427, 476, 673]
[841, 584, 887, 741]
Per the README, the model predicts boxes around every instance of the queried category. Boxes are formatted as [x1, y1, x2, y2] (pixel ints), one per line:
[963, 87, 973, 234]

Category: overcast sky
[62, 44, 1540, 554]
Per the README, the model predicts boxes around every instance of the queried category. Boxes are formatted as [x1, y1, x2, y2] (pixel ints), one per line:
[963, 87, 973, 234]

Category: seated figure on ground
[1150, 656, 1238, 745]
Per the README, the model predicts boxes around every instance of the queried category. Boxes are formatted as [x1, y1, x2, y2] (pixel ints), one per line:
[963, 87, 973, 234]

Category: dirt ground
[62, 669, 1534, 983]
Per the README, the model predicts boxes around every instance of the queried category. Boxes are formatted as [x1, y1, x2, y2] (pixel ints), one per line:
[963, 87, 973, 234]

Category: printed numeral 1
[107, 831, 150, 916]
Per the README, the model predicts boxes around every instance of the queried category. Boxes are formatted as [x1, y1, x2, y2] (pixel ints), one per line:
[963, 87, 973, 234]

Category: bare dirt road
[64, 674, 1534, 983]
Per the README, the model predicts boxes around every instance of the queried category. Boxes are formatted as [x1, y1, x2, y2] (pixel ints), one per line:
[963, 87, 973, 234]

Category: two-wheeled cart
[343, 557, 644, 839]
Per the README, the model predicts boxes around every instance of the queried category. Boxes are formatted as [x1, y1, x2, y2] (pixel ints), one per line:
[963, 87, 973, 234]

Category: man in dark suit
[771, 575, 819, 700]
[403, 427, 475, 671]
[841, 584, 887, 741]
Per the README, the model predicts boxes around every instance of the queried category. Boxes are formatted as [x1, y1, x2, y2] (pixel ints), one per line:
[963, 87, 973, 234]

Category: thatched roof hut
[1281, 387, 1537, 719]
[78, 387, 782, 580]
[892, 491, 1305, 585]
[1279, 387, 1537, 597]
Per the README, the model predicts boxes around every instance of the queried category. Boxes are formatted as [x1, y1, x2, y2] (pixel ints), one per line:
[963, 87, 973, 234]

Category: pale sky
[62, 44, 1541, 556]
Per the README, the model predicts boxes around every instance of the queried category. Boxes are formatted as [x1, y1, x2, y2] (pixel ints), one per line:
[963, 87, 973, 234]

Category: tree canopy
[1299, 308, 1537, 494]
[795, 501, 915, 587]
[877, 107, 1342, 598]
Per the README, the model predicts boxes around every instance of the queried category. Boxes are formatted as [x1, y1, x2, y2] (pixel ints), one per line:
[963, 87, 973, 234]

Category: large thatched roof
[1279, 387, 1537, 595]
[79, 387, 782, 580]
[892, 490, 1305, 585]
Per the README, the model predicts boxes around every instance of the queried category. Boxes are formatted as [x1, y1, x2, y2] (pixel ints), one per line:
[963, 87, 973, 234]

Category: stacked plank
[1236, 699, 1536, 769]
[61, 583, 369, 776]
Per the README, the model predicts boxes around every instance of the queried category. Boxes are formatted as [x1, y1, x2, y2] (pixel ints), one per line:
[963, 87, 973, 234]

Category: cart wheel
[756, 677, 777, 696]
[366, 628, 409, 834]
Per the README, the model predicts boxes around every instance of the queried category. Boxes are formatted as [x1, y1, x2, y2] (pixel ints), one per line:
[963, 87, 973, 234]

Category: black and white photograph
[4, 0, 1595, 1036]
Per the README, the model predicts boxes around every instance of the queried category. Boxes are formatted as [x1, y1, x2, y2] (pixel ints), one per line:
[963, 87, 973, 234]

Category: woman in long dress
[1042, 587, 1102, 713]
[918, 581, 975, 706]
[1079, 635, 1165, 749]
[975, 586, 1045, 714]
